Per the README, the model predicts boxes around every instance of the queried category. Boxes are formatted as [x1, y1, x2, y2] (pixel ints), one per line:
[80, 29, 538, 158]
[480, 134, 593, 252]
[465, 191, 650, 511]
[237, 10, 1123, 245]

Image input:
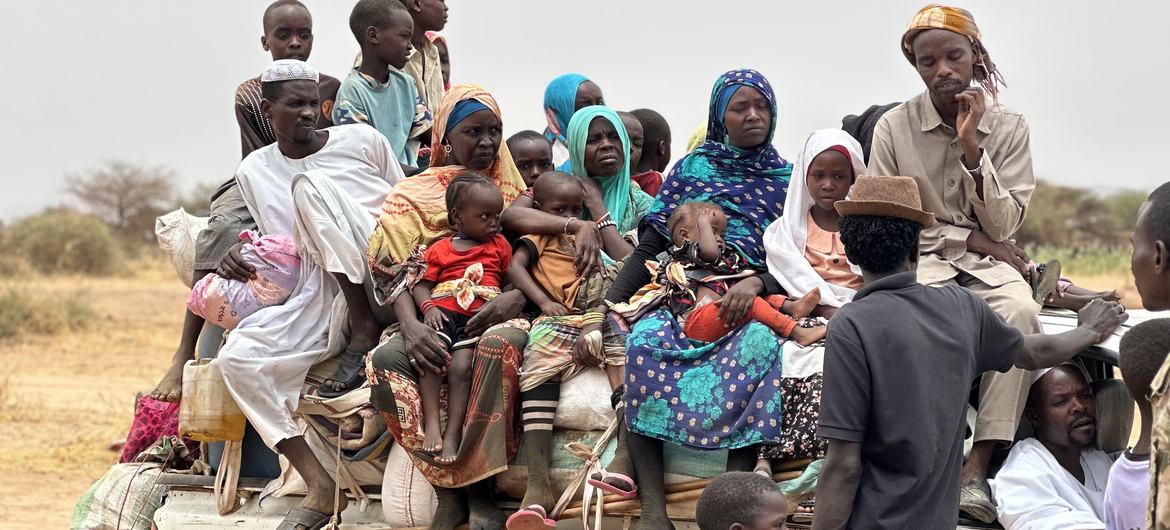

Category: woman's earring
[443, 144, 453, 154]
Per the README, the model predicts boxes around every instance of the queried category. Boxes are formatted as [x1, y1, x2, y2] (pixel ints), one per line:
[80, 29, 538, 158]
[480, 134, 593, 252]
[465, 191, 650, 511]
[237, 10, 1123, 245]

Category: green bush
[0, 289, 94, 340]
[2, 211, 121, 275]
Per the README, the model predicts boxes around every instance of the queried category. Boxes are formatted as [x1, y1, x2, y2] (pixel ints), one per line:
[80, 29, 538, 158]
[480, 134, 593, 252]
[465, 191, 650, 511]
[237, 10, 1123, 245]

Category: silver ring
[409, 358, 418, 364]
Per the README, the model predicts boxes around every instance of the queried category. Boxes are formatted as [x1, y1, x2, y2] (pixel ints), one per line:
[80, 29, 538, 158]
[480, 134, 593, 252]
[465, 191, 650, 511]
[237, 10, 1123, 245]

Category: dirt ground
[0, 259, 1145, 529]
[0, 258, 186, 529]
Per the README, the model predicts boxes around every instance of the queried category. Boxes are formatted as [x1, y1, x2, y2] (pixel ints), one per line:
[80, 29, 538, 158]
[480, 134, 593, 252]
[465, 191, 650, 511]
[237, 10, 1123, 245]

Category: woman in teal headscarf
[500, 105, 652, 524]
[543, 73, 604, 169]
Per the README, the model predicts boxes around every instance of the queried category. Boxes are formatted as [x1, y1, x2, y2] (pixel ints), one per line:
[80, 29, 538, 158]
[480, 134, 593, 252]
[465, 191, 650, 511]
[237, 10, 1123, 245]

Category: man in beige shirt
[868, 5, 1039, 523]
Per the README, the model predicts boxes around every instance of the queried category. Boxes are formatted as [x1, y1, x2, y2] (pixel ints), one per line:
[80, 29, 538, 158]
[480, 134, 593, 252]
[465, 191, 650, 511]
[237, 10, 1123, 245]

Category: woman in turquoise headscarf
[501, 106, 653, 525]
[542, 73, 604, 169]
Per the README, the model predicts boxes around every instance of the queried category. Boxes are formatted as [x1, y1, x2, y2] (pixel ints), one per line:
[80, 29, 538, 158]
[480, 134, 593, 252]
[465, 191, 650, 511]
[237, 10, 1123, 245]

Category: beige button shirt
[405, 40, 445, 119]
[868, 91, 1035, 287]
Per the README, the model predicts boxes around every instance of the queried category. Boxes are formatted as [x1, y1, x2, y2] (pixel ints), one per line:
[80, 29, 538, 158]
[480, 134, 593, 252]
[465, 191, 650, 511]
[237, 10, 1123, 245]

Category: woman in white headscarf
[763, 129, 867, 315]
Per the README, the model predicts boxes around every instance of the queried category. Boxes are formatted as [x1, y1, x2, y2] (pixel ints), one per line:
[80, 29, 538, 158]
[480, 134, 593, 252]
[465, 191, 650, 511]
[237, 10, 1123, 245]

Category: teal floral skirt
[623, 307, 784, 449]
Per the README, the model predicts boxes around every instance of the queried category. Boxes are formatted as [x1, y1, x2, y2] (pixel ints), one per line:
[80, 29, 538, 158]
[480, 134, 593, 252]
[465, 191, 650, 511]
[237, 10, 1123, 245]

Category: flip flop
[505, 504, 556, 530]
[1031, 260, 1062, 305]
[958, 478, 998, 524]
[276, 507, 336, 530]
[316, 346, 368, 398]
[586, 470, 637, 499]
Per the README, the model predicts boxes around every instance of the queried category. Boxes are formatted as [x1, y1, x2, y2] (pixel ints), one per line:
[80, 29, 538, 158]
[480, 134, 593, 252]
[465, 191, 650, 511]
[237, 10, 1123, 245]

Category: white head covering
[260, 59, 319, 83]
[763, 129, 866, 308]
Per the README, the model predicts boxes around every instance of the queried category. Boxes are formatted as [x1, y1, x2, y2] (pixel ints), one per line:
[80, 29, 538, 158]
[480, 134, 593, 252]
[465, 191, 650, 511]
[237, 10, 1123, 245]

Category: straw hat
[835, 176, 935, 228]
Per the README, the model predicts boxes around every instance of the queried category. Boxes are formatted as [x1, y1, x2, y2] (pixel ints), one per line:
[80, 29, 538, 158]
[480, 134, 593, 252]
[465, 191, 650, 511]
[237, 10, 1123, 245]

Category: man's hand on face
[955, 87, 986, 167]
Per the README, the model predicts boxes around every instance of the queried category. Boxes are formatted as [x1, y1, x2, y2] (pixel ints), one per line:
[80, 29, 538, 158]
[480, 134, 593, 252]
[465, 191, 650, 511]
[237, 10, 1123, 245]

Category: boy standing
[148, 0, 339, 402]
[335, 0, 430, 170]
[1130, 182, 1170, 529]
[1107, 319, 1170, 530]
[811, 176, 1127, 530]
[401, 0, 448, 119]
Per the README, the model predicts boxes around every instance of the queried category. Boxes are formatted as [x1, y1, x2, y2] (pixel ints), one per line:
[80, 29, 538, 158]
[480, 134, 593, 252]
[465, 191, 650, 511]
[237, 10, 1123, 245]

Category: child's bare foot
[1045, 290, 1122, 312]
[789, 320, 827, 346]
[787, 290, 821, 319]
[436, 423, 462, 465]
[422, 428, 444, 456]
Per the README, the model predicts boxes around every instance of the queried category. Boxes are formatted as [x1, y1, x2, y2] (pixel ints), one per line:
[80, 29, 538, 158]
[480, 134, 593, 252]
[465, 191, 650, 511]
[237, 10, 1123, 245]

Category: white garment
[1103, 451, 1149, 530]
[762, 129, 865, 307]
[220, 126, 402, 448]
[993, 438, 1114, 530]
[551, 137, 569, 168]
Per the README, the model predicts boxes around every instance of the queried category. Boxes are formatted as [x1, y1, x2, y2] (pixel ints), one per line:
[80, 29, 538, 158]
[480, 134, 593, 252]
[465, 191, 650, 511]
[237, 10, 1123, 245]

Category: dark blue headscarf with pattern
[646, 69, 791, 268]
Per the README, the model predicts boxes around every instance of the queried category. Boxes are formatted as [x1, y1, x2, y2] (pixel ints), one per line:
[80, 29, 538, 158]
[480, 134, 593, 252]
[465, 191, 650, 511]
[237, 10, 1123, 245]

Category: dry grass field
[0, 255, 1144, 529]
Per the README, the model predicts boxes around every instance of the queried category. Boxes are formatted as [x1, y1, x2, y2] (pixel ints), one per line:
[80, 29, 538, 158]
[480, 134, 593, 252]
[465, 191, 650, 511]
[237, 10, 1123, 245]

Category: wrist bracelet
[420, 300, 437, 313]
[564, 216, 577, 235]
[597, 218, 617, 230]
[596, 212, 612, 224]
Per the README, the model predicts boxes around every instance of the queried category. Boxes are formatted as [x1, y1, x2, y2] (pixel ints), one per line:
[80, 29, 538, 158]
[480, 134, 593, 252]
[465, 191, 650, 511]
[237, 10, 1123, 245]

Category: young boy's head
[349, 0, 414, 70]
[401, 0, 448, 36]
[531, 171, 583, 219]
[631, 108, 672, 173]
[836, 176, 934, 276]
[261, 0, 314, 62]
[695, 471, 787, 530]
[507, 130, 554, 187]
[1133, 181, 1170, 311]
[1119, 318, 1170, 419]
[445, 172, 503, 242]
[668, 202, 727, 248]
[618, 111, 644, 172]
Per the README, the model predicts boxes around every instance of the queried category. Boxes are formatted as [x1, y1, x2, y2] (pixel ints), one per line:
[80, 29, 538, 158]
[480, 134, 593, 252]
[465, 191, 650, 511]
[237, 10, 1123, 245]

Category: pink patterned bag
[120, 395, 199, 463]
[187, 230, 300, 330]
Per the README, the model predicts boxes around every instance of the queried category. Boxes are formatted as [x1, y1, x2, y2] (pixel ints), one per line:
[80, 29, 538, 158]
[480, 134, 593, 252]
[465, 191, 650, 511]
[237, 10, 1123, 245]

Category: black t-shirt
[818, 271, 1023, 529]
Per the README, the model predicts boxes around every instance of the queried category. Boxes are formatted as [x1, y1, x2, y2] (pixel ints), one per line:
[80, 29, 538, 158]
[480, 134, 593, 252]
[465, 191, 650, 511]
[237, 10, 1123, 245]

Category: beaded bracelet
[564, 216, 577, 235]
[596, 219, 617, 230]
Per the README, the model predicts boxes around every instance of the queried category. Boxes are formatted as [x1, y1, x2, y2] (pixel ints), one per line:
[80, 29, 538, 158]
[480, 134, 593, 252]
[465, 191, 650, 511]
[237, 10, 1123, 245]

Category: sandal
[959, 478, 998, 524]
[586, 470, 638, 499]
[505, 504, 556, 530]
[276, 507, 336, 530]
[316, 346, 369, 398]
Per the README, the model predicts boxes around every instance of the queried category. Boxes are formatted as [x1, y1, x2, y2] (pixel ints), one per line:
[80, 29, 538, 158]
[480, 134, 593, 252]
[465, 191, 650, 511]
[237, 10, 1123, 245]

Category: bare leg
[150, 269, 213, 402]
[322, 272, 383, 393]
[960, 440, 995, 485]
[275, 435, 348, 525]
[626, 430, 673, 530]
[420, 369, 445, 456]
[429, 487, 469, 530]
[437, 348, 474, 464]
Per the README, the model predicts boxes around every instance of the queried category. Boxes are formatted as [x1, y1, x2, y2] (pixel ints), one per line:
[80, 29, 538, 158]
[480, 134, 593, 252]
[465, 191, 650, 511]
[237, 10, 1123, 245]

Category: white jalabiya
[762, 129, 866, 308]
[221, 124, 402, 448]
[992, 438, 1113, 530]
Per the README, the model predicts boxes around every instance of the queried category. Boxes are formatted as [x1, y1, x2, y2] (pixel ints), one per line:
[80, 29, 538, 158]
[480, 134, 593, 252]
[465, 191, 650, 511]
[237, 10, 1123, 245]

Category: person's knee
[478, 326, 528, 353]
[448, 351, 473, 381]
[991, 287, 1040, 328]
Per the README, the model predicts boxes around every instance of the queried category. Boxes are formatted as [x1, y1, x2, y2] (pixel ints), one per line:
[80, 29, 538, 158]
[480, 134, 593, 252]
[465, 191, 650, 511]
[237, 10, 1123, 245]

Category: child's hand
[423, 308, 447, 331]
[540, 302, 569, 317]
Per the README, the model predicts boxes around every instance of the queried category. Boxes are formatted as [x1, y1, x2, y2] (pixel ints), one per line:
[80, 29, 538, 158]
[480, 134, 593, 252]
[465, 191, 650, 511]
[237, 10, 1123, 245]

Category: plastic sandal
[505, 505, 556, 530]
[586, 470, 638, 499]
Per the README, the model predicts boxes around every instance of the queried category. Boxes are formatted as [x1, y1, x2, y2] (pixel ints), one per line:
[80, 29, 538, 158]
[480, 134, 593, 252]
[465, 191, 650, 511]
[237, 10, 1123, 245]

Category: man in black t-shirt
[810, 176, 1127, 530]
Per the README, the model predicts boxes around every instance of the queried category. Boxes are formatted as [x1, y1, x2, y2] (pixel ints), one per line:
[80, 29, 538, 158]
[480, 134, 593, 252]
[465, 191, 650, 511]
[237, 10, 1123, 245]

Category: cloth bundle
[187, 230, 300, 330]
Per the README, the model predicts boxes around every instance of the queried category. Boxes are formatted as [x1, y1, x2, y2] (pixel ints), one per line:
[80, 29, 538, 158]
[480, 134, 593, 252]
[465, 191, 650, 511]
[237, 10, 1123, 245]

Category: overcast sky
[1, 0, 1166, 221]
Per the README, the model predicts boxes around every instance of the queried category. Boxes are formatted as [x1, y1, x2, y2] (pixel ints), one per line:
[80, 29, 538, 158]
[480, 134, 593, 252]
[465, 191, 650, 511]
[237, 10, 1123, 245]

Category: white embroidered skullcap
[261, 59, 319, 83]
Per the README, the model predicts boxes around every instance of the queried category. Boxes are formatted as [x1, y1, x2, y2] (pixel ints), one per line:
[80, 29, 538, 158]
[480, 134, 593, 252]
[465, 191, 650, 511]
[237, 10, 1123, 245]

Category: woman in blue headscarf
[582, 69, 798, 530]
[542, 73, 604, 169]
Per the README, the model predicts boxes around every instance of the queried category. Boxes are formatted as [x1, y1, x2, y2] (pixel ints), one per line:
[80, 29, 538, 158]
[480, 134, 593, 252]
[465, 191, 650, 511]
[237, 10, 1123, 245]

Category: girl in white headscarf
[763, 129, 866, 316]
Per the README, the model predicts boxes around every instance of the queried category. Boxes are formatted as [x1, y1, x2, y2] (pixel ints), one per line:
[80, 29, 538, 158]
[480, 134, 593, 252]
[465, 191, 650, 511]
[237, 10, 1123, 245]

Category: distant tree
[65, 161, 175, 239]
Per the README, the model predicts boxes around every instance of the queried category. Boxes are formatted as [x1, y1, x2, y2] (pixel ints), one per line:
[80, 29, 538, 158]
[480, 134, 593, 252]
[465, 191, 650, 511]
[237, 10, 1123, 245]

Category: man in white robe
[213, 59, 403, 528]
[993, 364, 1114, 530]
